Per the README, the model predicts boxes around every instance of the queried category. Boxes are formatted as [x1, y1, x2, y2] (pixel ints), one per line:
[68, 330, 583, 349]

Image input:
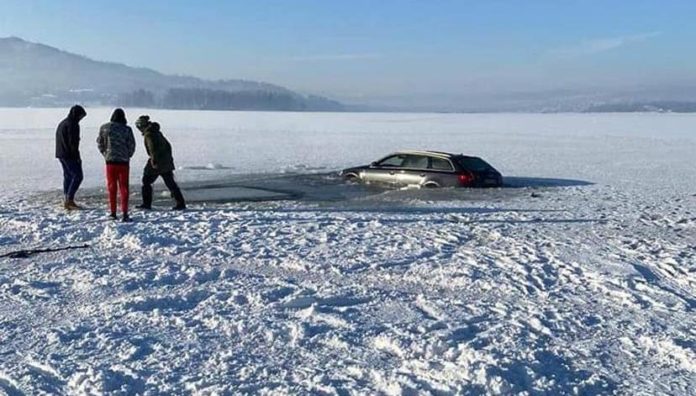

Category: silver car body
[341, 150, 503, 188]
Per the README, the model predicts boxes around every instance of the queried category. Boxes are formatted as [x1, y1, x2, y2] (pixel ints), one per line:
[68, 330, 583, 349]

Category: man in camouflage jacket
[97, 108, 136, 221]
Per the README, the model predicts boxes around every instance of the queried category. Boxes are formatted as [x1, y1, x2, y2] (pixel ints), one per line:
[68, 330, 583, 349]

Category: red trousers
[106, 164, 130, 214]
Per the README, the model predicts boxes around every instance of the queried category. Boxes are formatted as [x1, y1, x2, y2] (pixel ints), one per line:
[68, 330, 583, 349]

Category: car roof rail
[396, 149, 455, 158]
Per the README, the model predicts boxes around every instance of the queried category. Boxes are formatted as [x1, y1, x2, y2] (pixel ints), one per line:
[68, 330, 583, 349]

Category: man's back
[143, 128, 175, 173]
[98, 122, 135, 164]
[56, 116, 80, 160]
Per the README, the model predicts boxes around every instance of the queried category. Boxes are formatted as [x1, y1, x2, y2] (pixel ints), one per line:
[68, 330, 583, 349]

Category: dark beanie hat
[135, 115, 150, 130]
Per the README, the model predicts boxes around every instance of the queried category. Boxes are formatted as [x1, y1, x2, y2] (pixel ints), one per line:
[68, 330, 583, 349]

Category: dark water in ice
[33, 172, 591, 210]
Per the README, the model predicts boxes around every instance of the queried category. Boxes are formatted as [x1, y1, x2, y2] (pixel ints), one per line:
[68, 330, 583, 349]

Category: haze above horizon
[2, 0, 695, 109]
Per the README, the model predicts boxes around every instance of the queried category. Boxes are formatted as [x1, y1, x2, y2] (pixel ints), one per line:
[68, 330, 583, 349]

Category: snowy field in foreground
[0, 109, 695, 394]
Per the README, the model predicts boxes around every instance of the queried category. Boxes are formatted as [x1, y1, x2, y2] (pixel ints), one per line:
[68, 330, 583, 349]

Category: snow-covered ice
[1, 109, 695, 394]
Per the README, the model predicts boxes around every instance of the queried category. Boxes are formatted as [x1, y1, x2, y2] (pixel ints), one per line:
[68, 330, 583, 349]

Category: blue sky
[2, 0, 695, 103]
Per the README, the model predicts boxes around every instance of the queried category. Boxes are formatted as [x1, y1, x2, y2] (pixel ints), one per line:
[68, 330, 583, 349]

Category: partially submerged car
[340, 150, 503, 188]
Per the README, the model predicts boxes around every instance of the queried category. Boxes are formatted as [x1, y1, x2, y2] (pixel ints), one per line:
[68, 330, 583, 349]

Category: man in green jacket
[135, 115, 186, 210]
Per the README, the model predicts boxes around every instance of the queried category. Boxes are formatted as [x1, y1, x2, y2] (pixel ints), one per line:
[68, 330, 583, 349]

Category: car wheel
[423, 182, 440, 189]
[344, 174, 360, 183]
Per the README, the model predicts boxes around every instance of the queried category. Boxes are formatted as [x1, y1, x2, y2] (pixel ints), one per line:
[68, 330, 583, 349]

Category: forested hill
[0, 37, 343, 111]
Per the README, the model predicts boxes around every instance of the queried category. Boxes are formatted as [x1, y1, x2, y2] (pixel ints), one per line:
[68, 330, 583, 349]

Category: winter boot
[122, 213, 133, 223]
[140, 184, 153, 210]
[171, 187, 186, 211]
[66, 200, 82, 210]
[109, 212, 117, 220]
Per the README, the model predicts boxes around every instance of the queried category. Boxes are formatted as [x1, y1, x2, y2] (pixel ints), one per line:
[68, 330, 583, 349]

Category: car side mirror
[370, 161, 378, 167]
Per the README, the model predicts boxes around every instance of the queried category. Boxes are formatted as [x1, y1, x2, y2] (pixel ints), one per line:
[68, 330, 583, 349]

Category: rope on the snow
[0, 244, 90, 259]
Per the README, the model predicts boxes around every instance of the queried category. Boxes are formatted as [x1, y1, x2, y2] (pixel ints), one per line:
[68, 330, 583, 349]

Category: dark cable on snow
[0, 244, 90, 259]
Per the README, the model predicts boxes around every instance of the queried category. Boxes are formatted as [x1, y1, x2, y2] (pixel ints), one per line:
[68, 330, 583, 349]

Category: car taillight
[458, 170, 474, 186]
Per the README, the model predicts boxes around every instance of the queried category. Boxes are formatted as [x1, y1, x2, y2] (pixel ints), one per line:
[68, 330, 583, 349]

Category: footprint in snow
[282, 295, 372, 310]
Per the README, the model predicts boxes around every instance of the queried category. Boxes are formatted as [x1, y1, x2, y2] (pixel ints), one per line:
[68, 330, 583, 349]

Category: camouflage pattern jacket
[97, 122, 136, 164]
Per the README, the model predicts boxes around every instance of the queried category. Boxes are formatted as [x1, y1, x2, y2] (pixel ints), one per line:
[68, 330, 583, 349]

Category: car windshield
[377, 155, 406, 167]
[454, 156, 493, 171]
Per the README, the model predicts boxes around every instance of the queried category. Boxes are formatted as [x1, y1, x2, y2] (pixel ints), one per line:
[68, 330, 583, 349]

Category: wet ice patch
[179, 162, 232, 170]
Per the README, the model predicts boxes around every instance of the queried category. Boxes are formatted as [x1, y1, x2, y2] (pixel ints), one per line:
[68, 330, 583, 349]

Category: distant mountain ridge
[583, 101, 696, 113]
[3, 37, 694, 113]
[0, 37, 342, 111]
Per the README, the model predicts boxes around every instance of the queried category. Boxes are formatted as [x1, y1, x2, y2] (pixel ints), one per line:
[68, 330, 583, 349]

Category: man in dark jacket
[56, 105, 87, 210]
[134, 115, 186, 210]
[98, 108, 136, 221]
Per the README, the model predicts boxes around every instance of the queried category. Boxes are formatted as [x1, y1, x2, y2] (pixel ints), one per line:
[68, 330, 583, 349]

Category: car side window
[429, 157, 453, 171]
[455, 156, 493, 171]
[402, 155, 429, 169]
[377, 155, 405, 167]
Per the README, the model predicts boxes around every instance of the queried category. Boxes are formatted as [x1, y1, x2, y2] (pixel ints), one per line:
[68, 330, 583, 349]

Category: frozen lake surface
[1, 109, 695, 394]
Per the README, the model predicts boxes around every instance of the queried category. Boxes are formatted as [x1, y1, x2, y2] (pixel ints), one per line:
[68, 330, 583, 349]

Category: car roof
[393, 150, 457, 159]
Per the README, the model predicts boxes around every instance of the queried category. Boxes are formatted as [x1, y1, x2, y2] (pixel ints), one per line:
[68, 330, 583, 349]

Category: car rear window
[455, 156, 493, 171]
[429, 157, 453, 171]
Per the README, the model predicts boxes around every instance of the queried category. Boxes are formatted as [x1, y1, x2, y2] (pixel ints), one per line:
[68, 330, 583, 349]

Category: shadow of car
[340, 150, 503, 188]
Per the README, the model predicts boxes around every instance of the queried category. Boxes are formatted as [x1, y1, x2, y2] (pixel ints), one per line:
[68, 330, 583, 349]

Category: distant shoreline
[4, 105, 696, 115]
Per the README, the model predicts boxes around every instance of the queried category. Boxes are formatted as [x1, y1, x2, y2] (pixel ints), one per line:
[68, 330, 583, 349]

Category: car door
[427, 156, 457, 186]
[395, 155, 429, 186]
[363, 154, 405, 185]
